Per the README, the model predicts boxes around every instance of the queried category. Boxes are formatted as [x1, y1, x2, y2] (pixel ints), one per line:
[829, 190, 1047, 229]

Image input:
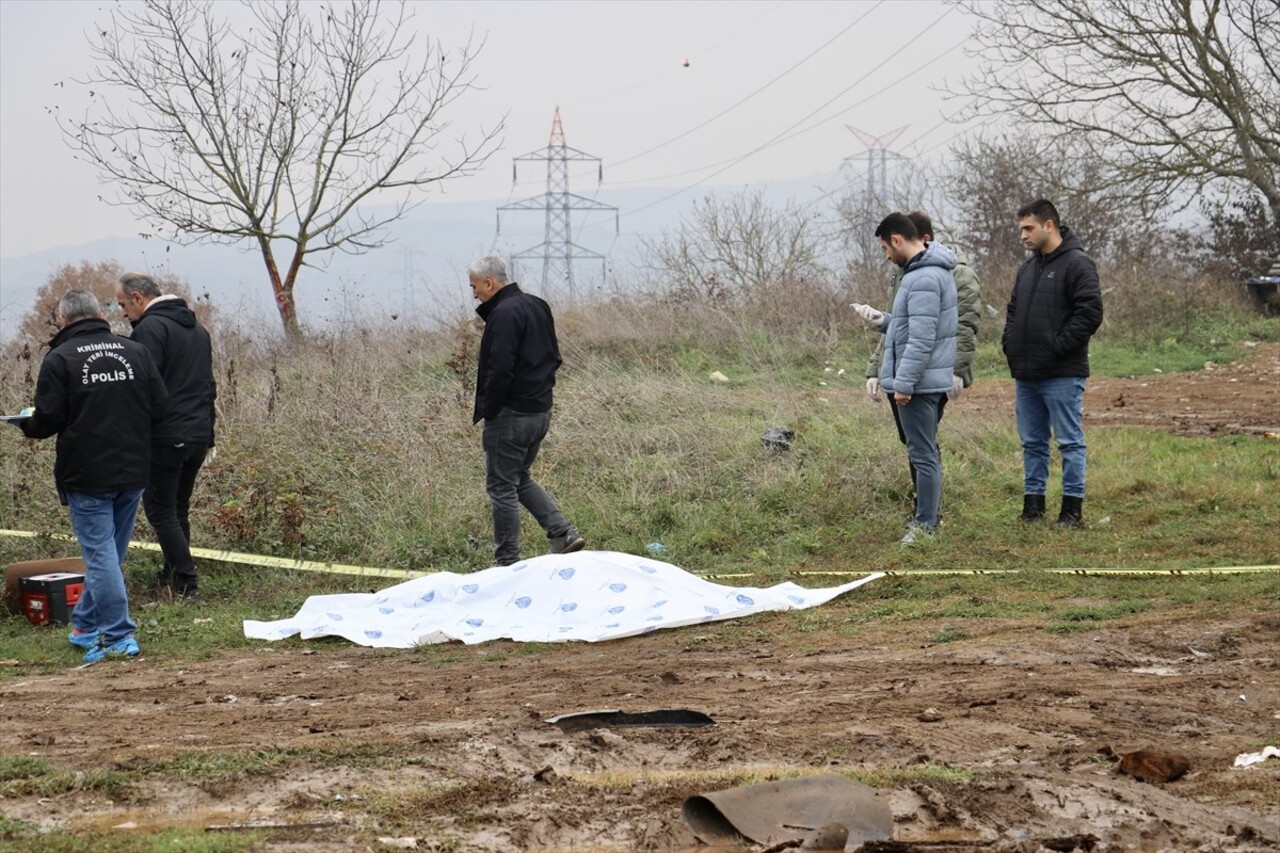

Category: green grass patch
[0, 754, 130, 799]
[2, 304, 1277, 674]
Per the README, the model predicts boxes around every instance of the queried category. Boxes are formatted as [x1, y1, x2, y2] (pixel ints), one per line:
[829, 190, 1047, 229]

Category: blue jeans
[482, 409, 571, 566]
[1015, 377, 1087, 499]
[66, 489, 143, 644]
[895, 393, 944, 530]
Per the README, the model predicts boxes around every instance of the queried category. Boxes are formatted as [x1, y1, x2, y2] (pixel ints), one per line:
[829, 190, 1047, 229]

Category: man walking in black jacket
[117, 273, 216, 598]
[16, 290, 168, 662]
[469, 256, 584, 566]
[1003, 200, 1104, 527]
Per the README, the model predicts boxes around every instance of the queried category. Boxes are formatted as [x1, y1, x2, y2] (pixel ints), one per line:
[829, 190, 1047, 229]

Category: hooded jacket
[19, 318, 168, 499]
[1002, 226, 1103, 380]
[878, 241, 959, 396]
[473, 283, 562, 423]
[866, 247, 982, 387]
[130, 297, 216, 445]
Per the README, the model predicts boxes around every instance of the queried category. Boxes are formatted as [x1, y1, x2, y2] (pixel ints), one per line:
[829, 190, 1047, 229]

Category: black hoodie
[1002, 226, 1104, 380]
[130, 297, 217, 445]
[20, 318, 168, 499]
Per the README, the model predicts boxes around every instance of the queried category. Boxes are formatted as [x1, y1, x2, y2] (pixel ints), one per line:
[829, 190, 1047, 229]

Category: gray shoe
[548, 527, 586, 555]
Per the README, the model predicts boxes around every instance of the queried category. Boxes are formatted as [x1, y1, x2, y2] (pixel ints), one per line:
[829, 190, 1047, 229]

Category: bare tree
[641, 189, 829, 300]
[58, 0, 503, 338]
[956, 0, 1280, 228]
[946, 133, 1161, 274]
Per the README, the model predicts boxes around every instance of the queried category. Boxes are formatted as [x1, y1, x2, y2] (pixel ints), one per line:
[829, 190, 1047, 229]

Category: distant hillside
[0, 172, 845, 339]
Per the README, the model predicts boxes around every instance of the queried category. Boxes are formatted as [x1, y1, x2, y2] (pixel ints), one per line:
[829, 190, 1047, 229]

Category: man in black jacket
[16, 289, 168, 662]
[469, 256, 584, 566]
[1003, 199, 1104, 527]
[117, 273, 217, 599]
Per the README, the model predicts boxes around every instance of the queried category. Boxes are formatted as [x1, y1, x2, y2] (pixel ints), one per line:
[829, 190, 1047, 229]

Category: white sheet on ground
[243, 550, 882, 648]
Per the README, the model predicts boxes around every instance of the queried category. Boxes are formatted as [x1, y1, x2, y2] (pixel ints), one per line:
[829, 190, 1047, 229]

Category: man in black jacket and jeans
[117, 273, 217, 598]
[16, 290, 168, 661]
[469, 256, 584, 566]
[1003, 200, 1104, 528]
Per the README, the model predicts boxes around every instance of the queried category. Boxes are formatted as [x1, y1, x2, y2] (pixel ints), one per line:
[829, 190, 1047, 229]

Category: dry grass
[1, 269, 1276, 581]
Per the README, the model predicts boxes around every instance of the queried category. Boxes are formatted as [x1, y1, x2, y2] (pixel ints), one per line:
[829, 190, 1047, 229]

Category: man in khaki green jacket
[862, 210, 982, 520]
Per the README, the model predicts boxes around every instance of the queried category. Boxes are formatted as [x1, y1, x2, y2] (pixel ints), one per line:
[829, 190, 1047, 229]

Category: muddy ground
[1, 346, 1278, 853]
[967, 341, 1280, 439]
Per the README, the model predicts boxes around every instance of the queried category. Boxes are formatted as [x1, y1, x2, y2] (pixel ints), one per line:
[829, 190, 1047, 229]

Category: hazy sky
[0, 0, 974, 259]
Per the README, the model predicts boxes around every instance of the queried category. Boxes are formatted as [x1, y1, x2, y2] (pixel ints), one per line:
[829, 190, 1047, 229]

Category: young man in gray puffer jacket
[853, 212, 958, 543]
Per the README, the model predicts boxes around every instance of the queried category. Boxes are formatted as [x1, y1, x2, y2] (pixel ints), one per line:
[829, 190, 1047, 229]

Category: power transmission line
[606, 35, 963, 190]
[568, 2, 785, 109]
[609, 2, 883, 170]
[621, 5, 959, 218]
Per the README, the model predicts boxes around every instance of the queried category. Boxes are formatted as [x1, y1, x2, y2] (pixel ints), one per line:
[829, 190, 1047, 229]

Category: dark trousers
[482, 409, 571, 566]
[144, 442, 208, 587]
[890, 395, 947, 512]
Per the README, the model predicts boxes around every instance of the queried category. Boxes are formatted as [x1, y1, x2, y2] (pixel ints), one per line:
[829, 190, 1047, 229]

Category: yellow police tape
[0, 529, 420, 580]
[3, 527, 1277, 582]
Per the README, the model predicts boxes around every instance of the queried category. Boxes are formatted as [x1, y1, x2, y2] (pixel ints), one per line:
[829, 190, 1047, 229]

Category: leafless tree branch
[952, 0, 1280, 227]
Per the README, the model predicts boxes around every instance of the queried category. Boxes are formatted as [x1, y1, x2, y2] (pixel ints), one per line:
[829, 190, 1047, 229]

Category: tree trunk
[257, 238, 300, 340]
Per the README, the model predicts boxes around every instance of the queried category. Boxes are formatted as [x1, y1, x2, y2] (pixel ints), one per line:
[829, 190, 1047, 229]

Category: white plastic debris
[1233, 745, 1280, 767]
[709, 371, 730, 383]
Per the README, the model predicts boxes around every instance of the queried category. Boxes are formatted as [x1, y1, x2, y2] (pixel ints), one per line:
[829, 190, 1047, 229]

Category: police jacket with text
[130, 296, 217, 446]
[473, 283, 562, 423]
[1002, 227, 1104, 380]
[19, 318, 169, 499]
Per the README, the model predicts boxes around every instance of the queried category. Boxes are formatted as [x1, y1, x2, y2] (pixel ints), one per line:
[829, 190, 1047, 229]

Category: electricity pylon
[842, 125, 909, 268]
[498, 107, 618, 300]
[843, 125, 909, 206]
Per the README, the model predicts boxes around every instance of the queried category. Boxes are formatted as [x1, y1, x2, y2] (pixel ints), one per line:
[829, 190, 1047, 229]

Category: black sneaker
[151, 570, 174, 595]
[172, 575, 202, 601]
[548, 527, 586, 555]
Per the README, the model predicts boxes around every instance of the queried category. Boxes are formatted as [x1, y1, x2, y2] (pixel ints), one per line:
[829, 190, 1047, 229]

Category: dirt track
[2, 346, 1278, 852]
[967, 342, 1280, 439]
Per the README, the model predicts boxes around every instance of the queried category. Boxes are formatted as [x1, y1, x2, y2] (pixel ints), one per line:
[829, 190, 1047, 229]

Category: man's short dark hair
[874, 212, 919, 242]
[1017, 199, 1062, 227]
[906, 210, 933, 241]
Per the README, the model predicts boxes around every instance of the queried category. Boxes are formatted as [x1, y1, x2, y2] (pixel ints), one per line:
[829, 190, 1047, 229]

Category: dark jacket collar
[475, 282, 522, 321]
[49, 317, 112, 349]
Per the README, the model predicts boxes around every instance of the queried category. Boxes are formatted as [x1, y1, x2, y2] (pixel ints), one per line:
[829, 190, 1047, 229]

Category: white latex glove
[865, 377, 882, 402]
[947, 375, 964, 401]
[850, 303, 884, 327]
[207, 446, 218, 463]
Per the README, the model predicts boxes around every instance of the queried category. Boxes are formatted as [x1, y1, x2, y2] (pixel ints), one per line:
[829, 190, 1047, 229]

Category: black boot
[1056, 496, 1085, 528]
[1019, 494, 1046, 522]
